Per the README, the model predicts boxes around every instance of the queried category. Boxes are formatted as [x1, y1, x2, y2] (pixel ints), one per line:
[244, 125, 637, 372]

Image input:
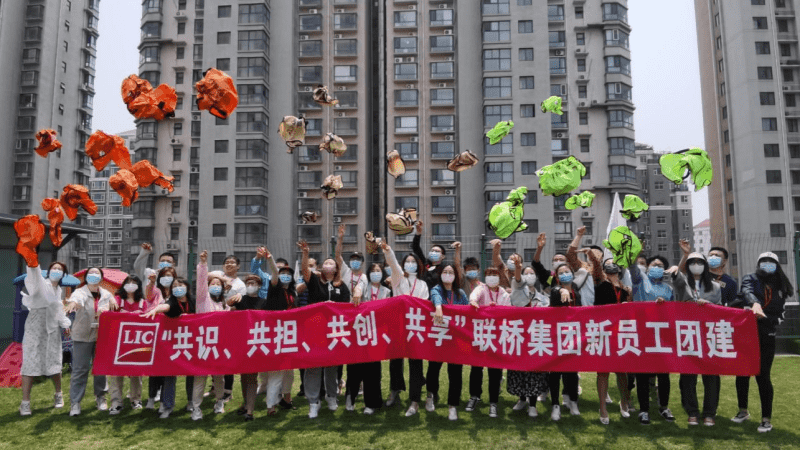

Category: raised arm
[381, 240, 404, 290]
[533, 232, 546, 263]
[335, 224, 346, 270]
[585, 247, 606, 284]
[265, 247, 280, 287]
[566, 226, 588, 272]
[452, 241, 464, 283]
[133, 242, 152, 280]
[298, 240, 311, 282]
[511, 254, 522, 283]
[490, 239, 505, 270]
[678, 238, 691, 273]
[412, 220, 426, 263]
[196, 251, 211, 312]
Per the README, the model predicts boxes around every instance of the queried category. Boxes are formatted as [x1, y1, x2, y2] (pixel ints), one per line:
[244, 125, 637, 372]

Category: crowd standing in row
[17, 221, 789, 433]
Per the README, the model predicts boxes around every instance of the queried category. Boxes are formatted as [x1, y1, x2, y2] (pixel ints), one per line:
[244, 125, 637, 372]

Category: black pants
[680, 374, 720, 418]
[345, 362, 383, 409]
[469, 366, 502, 404]
[636, 373, 670, 413]
[548, 372, 579, 405]
[426, 361, 463, 407]
[736, 321, 776, 418]
[148, 376, 163, 399]
[224, 374, 234, 392]
[408, 359, 425, 403]
[184, 376, 194, 405]
[389, 358, 407, 392]
[298, 368, 305, 394]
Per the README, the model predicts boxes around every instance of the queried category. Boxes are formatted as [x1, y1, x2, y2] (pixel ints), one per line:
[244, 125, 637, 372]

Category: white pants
[192, 375, 224, 410]
[265, 370, 293, 408]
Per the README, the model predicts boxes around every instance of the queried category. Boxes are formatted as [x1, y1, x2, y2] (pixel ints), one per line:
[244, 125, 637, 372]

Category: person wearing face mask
[531, 232, 568, 291]
[249, 247, 273, 299]
[565, 227, 598, 307]
[335, 224, 369, 306]
[343, 263, 391, 415]
[586, 252, 634, 424]
[18, 261, 73, 417]
[297, 240, 351, 418]
[141, 265, 176, 410]
[143, 277, 196, 419]
[107, 275, 146, 415]
[489, 239, 515, 289]
[506, 254, 549, 419]
[64, 267, 115, 416]
[628, 254, 676, 425]
[380, 239, 430, 416]
[187, 250, 232, 420]
[208, 254, 245, 403]
[133, 242, 177, 280]
[411, 220, 448, 290]
[547, 264, 582, 421]
[466, 267, 511, 418]
[733, 252, 793, 434]
[707, 247, 739, 307]
[462, 257, 483, 296]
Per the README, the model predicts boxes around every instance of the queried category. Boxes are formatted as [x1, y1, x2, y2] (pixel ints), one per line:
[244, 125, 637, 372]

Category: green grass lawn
[0, 358, 798, 450]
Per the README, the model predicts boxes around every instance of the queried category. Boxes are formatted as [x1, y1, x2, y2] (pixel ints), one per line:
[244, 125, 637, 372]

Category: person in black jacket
[228, 275, 266, 421]
[532, 232, 569, 291]
[732, 252, 793, 433]
[412, 220, 445, 290]
[547, 263, 581, 422]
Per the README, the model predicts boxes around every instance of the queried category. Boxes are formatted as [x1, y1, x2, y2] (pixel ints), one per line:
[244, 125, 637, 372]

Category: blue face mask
[708, 256, 722, 269]
[648, 266, 665, 280]
[428, 251, 442, 262]
[208, 285, 223, 297]
[48, 270, 63, 282]
[465, 270, 479, 280]
[384, 266, 392, 276]
[558, 273, 574, 285]
[349, 260, 362, 271]
[760, 262, 777, 274]
[159, 261, 173, 270]
[86, 273, 102, 285]
[279, 274, 293, 284]
[404, 262, 417, 274]
[370, 272, 383, 283]
[296, 276, 304, 284]
[159, 276, 174, 287]
[172, 286, 187, 298]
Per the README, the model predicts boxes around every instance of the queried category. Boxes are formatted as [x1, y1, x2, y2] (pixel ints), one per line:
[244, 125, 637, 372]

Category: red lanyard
[370, 286, 379, 301]
[178, 300, 190, 314]
[446, 290, 454, 305]
[410, 278, 418, 296]
[284, 291, 294, 308]
[613, 286, 623, 304]
[765, 285, 773, 307]
[488, 287, 498, 304]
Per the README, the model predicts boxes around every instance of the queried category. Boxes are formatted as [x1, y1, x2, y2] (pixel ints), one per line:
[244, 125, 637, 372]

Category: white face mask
[506, 259, 516, 271]
[522, 274, 536, 285]
[246, 285, 259, 295]
[441, 273, 455, 284]
[552, 260, 565, 272]
[689, 263, 705, 276]
[123, 283, 138, 293]
[485, 276, 500, 288]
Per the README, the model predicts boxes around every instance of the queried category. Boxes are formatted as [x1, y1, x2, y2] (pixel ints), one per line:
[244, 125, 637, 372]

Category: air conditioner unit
[579, 75, 585, 80]
[582, 211, 591, 217]
[438, 83, 447, 88]
[408, 4, 416, 10]
[176, 11, 185, 17]
[408, 32, 414, 36]
[167, 217, 175, 223]
[190, 166, 199, 173]
[444, 135, 454, 141]
[585, 239, 593, 245]
[444, 29, 452, 35]
[192, 114, 200, 121]
[556, 133, 563, 138]
[444, 56, 453, 61]
[338, 112, 346, 117]
[405, 84, 414, 89]
[557, 216, 569, 222]
[298, 165, 309, 171]
[579, 102, 586, 106]
[555, 50, 564, 56]
[394, 57, 403, 63]
[160, 189, 170, 195]
[336, 9, 345, 13]
[334, 34, 342, 39]
[643, 189, 648, 193]
[189, 220, 197, 227]
[309, 9, 318, 14]
[645, 245, 651, 250]
[439, 4, 447, 8]
[300, 35, 309, 41]
[335, 165, 342, 170]
[406, 57, 415, 62]
[410, 136, 419, 142]
[337, 85, 346, 90]
[444, 189, 453, 195]
[170, 138, 181, 145]
[784, 86, 790, 91]
[304, 86, 313, 92]
[167, 243, 178, 250]
[575, 48, 583, 54]
[333, 216, 342, 223]
[298, 192, 308, 198]
[591, 100, 598, 105]
[447, 215, 457, 221]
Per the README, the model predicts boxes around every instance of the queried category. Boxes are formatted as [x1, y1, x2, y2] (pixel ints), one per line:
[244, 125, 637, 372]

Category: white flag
[604, 193, 625, 260]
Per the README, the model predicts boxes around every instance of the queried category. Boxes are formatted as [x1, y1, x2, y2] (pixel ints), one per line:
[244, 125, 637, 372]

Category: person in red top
[108, 275, 146, 414]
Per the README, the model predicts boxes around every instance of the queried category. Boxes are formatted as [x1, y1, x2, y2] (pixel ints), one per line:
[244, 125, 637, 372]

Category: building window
[765, 144, 780, 157]
[485, 162, 514, 183]
[768, 197, 784, 210]
[238, 84, 268, 106]
[521, 133, 536, 146]
[608, 110, 634, 128]
[334, 39, 357, 57]
[214, 168, 228, 181]
[770, 223, 786, 237]
[335, 171, 358, 188]
[579, 112, 588, 125]
[396, 142, 419, 160]
[238, 57, 267, 78]
[762, 118, 778, 131]
[139, 46, 159, 64]
[300, 14, 322, 31]
[431, 115, 455, 132]
[395, 170, 419, 187]
[483, 77, 512, 98]
[610, 165, 636, 183]
[521, 161, 537, 175]
[394, 63, 417, 80]
[577, 59, 586, 72]
[236, 112, 267, 133]
[213, 196, 227, 209]
[334, 65, 357, 83]
[430, 9, 454, 26]
[238, 30, 268, 52]
[604, 29, 629, 48]
[431, 62, 454, 79]
[486, 191, 511, 212]
[575, 6, 584, 18]
[518, 20, 533, 33]
[755, 41, 771, 54]
[520, 76, 534, 89]
[430, 88, 454, 106]
[484, 105, 512, 126]
[519, 48, 533, 61]
[431, 142, 455, 159]
[431, 35, 454, 52]
[235, 223, 267, 245]
[485, 135, 513, 155]
[520, 104, 535, 118]
[605, 55, 631, 75]
[580, 139, 590, 153]
[483, 21, 510, 42]
[394, 37, 417, 53]
[394, 11, 417, 27]
[236, 139, 267, 160]
[579, 85, 587, 98]
[757, 66, 773, 79]
[760, 92, 776, 105]
[236, 167, 268, 188]
[334, 198, 358, 215]
[334, 13, 357, 31]
[239, 4, 268, 24]
[483, 49, 511, 71]
[576, 32, 585, 45]
[395, 116, 418, 133]
[482, 0, 510, 15]
[217, 32, 231, 45]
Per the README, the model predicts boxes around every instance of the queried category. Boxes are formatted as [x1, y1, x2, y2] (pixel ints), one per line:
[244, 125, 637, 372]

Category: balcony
[551, 119, 569, 130]
[299, 0, 322, 7]
[548, 13, 565, 21]
[334, 39, 357, 57]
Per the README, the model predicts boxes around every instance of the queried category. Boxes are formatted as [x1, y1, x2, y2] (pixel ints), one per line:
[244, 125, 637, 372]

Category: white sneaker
[346, 397, 354, 412]
[145, 398, 155, 410]
[385, 390, 400, 407]
[96, 397, 108, 411]
[54, 392, 64, 408]
[109, 404, 123, 415]
[561, 393, 569, 406]
[363, 407, 375, 415]
[528, 405, 538, 418]
[159, 408, 172, 419]
[513, 400, 527, 411]
[70, 403, 81, 417]
[425, 394, 435, 412]
[191, 407, 203, 421]
[606, 393, 613, 404]
[158, 404, 165, 414]
[154, 391, 161, 402]
[568, 400, 580, 416]
[214, 400, 225, 414]
[537, 392, 548, 403]
[489, 403, 498, 418]
[448, 406, 458, 421]
[326, 396, 338, 411]
[308, 402, 321, 419]
[19, 401, 31, 416]
[186, 403, 194, 412]
[405, 402, 419, 417]
[551, 404, 561, 421]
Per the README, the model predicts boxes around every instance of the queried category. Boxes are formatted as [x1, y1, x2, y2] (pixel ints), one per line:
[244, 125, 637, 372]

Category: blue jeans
[70, 341, 106, 405]
[160, 376, 194, 410]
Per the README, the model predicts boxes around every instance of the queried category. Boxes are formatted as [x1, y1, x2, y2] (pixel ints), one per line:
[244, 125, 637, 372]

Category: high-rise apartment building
[0, 0, 101, 270]
[136, 0, 638, 271]
[695, 0, 798, 278]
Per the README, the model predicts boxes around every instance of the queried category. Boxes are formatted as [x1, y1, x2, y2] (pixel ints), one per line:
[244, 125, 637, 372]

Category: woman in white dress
[19, 261, 73, 416]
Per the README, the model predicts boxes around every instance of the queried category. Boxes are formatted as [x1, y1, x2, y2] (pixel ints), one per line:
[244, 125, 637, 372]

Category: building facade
[695, 0, 797, 278]
[694, 218, 711, 256]
[0, 0, 100, 271]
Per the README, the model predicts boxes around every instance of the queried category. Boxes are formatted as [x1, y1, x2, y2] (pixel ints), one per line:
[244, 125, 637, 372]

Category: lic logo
[114, 322, 160, 365]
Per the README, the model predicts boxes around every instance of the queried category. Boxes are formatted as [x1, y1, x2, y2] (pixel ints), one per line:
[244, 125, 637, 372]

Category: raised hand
[415, 220, 423, 234]
[199, 250, 208, 264]
[537, 233, 546, 248]
[511, 254, 522, 266]
[296, 240, 309, 252]
[337, 223, 345, 238]
[142, 242, 152, 252]
[256, 246, 266, 259]
[451, 241, 461, 249]
[577, 226, 586, 236]
[679, 238, 691, 255]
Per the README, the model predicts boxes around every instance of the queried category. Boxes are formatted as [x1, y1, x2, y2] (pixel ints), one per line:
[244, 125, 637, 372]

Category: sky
[92, 0, 710, 224]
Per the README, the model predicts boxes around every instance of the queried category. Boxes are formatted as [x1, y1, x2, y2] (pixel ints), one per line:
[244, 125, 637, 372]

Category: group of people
[18, 222, 789, 434]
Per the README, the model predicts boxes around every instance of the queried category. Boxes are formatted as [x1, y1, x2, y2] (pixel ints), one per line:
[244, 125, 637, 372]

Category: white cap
[758, 252, 779, 263]
[687, 252, 706, 262]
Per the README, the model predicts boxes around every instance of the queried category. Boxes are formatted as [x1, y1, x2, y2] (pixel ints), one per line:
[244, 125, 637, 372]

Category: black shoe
[465, 397, 480, 412]
[279, 399, 296, 410]
[659, 407, 675, 422]
[639, 412, 651, 425]
[244, 413, 254, 422]
[297, 390, 305, 397]
[236, 406, 247, 416]
[221, 392, 232, 403]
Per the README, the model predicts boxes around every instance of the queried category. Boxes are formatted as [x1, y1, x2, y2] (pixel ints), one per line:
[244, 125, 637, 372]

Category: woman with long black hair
[108, 274, 146, 414]
[734, 252, 793, 433]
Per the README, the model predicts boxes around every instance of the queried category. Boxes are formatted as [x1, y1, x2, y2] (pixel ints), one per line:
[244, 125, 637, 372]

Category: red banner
[93, 296, 760, 377]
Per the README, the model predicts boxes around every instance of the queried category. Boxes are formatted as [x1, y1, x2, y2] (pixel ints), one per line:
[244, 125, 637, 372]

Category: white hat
[687, 252, 706, 261]
[758, 252, 779, 263]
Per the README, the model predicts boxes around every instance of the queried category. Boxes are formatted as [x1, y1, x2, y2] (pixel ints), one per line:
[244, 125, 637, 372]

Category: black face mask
[603, 264, 621, 275]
